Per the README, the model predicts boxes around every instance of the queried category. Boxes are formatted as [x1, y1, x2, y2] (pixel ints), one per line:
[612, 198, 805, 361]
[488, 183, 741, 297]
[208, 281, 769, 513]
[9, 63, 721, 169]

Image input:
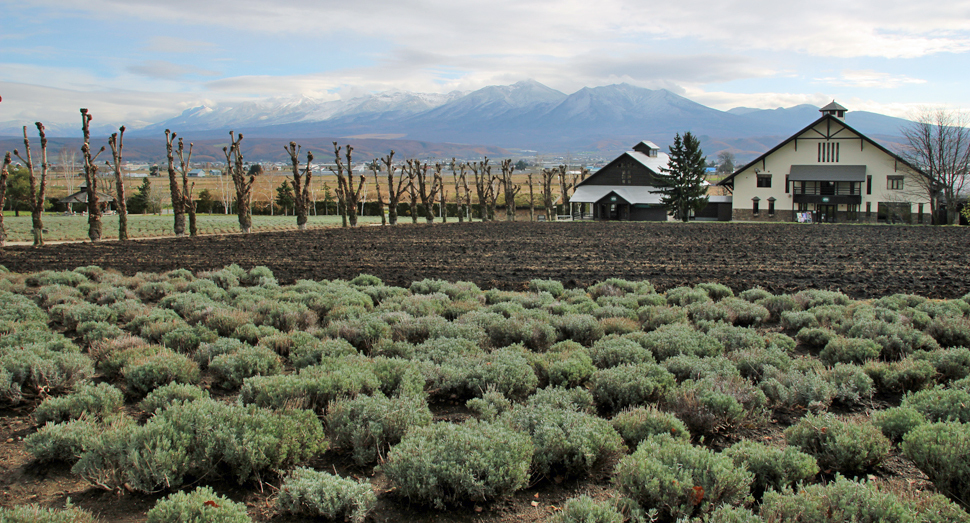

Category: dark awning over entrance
[595, 192, 629, 206]
[789, 165, 866, 182]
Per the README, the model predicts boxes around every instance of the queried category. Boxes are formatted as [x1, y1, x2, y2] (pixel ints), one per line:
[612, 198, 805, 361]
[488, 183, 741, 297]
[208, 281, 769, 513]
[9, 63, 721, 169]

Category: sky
[1, 0, 969, 132]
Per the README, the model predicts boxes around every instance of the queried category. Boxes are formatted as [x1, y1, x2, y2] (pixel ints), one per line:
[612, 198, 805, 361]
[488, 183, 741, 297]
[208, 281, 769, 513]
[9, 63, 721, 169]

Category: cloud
[815, 69, 927, 88]
[125, 60, 220, 80]
[28, 0, 970, 59]
[143, 36, 219, 54]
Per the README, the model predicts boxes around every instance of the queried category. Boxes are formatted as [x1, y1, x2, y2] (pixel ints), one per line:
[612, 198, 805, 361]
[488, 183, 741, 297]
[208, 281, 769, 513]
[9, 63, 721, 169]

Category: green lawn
[1, 213, 383, 242]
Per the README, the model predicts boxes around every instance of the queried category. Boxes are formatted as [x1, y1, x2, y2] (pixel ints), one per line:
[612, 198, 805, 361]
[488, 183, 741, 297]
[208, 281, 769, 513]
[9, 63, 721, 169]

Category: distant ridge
[0, 80, 915, 159]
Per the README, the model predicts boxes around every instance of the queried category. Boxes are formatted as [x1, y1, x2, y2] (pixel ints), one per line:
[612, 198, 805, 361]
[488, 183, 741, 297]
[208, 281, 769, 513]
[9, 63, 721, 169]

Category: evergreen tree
[652, 132, 709, 222]
[321, 182, 335, 215]
[129, 177, 153, 214]
[275, 181, 295, 215]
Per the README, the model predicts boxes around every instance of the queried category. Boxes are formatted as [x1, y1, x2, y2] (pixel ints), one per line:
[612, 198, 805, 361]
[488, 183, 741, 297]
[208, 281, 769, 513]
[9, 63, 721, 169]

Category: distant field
[0, 213, 381, 242]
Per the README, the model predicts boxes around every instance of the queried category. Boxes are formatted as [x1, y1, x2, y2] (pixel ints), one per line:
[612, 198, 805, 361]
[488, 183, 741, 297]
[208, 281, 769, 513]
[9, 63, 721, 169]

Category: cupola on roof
[819, 100, 847, 119]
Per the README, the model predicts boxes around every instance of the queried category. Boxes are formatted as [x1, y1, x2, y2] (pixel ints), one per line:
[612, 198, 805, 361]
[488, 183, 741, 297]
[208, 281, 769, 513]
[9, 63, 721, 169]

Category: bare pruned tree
[461, 165, 473, 222]
[450, 159, 468, 223]
[13, 123, 51, 246]
[218, 164, 232, 214]
[223, 131, 255, 233]
[176, 137, 198, 236]
[366, 160, 385, 225]
[540, 166, 561, 221]
[58, 146, 77, 196]
[898, 108, 970, 225]
[402, 160, 419, 223]
[80, 110, 106, 241]
[107, 126, 129, 241]
[407, 159, 443, 223]
[284, 141, 314, 230]
[470, 157, 497, 221]
[527, 171, 536, 221]
[331, 142, 365, 227]
[0, 153, 11, 248]
[558, 164, 574, 220]
[499, 159, 520, 221]
[382, 151, 409, 225]
[439, 186, 448, 223]
[569, 166, 589, 218]
[334, 183, 347, 226]
[164, 130, 187, 236]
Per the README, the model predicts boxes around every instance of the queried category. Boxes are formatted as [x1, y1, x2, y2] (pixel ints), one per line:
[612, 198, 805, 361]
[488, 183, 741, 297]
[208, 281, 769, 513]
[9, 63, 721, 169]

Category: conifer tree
[652, 132, 709, 222]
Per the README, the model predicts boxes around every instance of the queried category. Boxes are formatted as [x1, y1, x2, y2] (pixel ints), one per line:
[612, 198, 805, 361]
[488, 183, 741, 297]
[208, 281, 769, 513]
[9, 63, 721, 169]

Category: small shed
[59, 190, 116, 212]
[59, 190, 116, 204]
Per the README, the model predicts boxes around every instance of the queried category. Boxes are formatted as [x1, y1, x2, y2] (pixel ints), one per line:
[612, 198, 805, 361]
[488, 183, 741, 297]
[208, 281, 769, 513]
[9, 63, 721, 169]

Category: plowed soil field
[1, 221, 967, 299]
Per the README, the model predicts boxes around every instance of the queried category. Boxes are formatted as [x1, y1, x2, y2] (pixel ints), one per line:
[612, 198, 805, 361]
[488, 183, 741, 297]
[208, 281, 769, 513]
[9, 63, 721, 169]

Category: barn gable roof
[718, 113, 925, 188]
[577, 149, 670, 188]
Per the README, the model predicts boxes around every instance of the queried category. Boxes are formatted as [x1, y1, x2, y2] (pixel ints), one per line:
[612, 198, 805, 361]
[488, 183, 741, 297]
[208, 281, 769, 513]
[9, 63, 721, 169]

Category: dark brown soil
[2, 221, 968, 299]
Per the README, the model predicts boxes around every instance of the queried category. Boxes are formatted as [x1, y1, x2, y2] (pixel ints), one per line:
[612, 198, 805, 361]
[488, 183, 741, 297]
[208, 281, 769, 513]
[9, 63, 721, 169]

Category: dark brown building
[571, 141, 671, 221]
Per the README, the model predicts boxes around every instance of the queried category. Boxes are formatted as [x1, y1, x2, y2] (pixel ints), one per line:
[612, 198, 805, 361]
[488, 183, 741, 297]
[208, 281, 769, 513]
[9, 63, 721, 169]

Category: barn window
[757, 175, 772, 188]
[888, 176, 904, 190]
[817, 142, 840, 163]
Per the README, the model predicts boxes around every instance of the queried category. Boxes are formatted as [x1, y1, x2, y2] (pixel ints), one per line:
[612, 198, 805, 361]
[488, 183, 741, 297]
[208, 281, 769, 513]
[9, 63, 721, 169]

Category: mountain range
[0, 80, 916, 161]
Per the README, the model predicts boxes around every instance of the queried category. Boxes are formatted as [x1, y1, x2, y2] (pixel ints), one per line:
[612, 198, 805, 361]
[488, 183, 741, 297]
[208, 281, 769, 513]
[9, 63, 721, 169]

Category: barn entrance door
[817, 204, 837, 223]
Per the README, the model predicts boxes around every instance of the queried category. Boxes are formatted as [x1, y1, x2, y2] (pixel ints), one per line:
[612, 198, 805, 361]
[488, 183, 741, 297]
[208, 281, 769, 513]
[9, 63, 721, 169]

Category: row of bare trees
[0, 122, 582, 249]
[319, 148, 584, 227]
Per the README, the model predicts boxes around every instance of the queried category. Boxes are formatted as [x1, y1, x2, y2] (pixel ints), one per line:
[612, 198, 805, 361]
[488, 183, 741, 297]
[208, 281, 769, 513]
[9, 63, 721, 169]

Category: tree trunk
[452, 160, 464, 224]
[79, 110, 104, 242]
[527, 172, 535, 222]
[377, 180, 386, 226]
[165, 130, 186, 236]
[109, 127, 129, 241]
[331, 143, 363, 227]
[0, 153, 9, 248]
[285, 141, 312, 231]
[223, 132, 253, 233]
[15, 124, 50, 246]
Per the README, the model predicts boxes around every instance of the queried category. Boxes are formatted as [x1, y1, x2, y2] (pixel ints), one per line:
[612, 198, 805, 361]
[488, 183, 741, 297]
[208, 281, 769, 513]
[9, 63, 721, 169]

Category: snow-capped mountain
[4, 79, 915, 158]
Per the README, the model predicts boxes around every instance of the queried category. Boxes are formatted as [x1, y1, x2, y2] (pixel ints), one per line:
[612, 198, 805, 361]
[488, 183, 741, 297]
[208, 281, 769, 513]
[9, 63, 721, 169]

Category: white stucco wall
[731, 117, 930, 219]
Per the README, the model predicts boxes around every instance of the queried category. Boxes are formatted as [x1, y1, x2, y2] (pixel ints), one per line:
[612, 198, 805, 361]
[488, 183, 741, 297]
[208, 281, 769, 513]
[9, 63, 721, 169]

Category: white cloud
[28, 0, 970, 59]
[0, 81, 225, 132]
[815, 69, 927, 89]
[126, 60, 220, 80]
[142, 36, 219, 54]
[683, 88, 833, 112]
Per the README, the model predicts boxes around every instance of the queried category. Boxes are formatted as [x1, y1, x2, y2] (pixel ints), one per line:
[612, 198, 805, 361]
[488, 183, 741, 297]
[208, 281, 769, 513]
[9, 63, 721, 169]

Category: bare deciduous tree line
[0, 112, 581, 248]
